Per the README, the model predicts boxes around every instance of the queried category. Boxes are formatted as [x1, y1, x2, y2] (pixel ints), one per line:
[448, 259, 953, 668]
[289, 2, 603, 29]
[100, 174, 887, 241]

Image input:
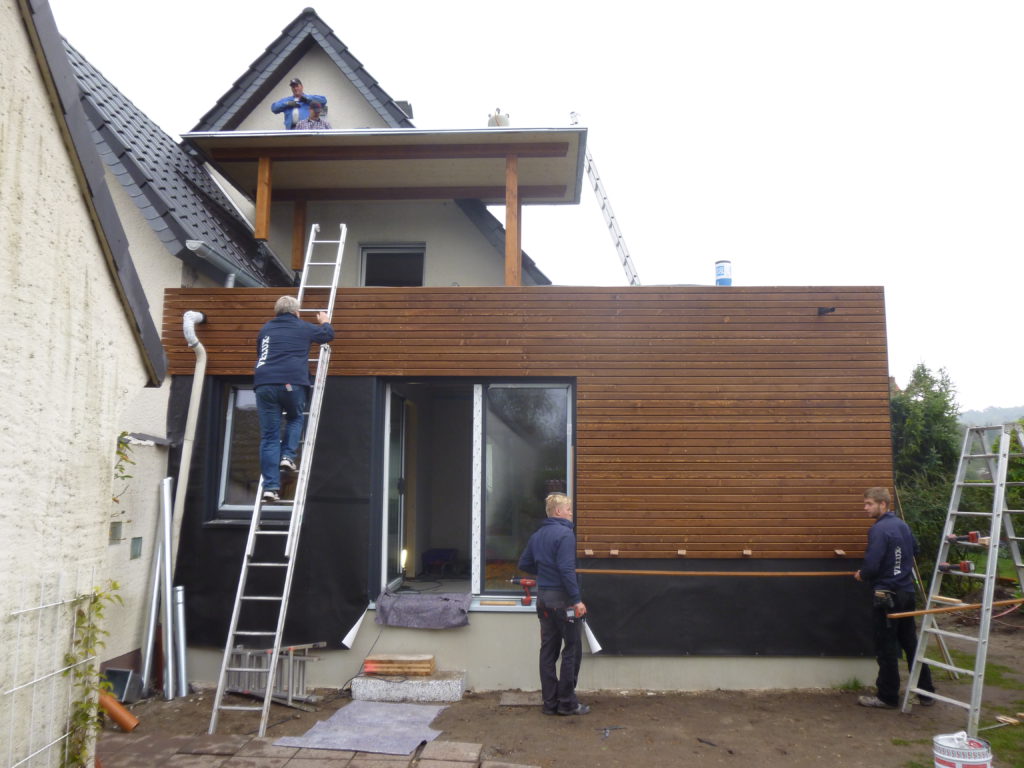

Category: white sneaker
[280, 456, 298, 472]
[262, 489, 280, 503]
[858, 695, 896, 709]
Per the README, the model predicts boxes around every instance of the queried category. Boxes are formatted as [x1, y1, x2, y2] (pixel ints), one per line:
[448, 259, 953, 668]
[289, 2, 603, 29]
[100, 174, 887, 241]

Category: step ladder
[902, 423, 1024, 735]
[209, 223, 346, 736]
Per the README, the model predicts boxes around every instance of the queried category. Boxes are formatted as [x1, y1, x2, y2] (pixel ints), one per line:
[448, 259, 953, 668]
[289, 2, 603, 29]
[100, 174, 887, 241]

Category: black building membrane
[578, 558, 873, 656]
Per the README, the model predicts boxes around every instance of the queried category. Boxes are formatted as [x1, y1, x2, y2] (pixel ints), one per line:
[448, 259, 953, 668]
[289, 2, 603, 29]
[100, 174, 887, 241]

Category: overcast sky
[48, 0, 1023, 412]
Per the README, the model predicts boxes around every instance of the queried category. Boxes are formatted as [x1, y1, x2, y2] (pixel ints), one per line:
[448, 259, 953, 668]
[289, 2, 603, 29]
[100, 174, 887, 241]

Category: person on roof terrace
[854, 486, 936, 710]
[253, 296, 334, 504]
[271, 77, 328, 130]
[295, 98, 331, 130]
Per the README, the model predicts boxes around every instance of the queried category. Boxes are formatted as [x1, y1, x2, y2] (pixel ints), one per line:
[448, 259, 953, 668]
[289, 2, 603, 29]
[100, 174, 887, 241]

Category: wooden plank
[255, 156, 272, 240]
[291, 200, 307, 270]
[504, 154, 521, 286]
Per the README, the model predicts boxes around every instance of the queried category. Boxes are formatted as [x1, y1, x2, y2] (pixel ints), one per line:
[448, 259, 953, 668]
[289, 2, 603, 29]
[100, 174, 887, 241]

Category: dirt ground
[113, 610, 1024, 768]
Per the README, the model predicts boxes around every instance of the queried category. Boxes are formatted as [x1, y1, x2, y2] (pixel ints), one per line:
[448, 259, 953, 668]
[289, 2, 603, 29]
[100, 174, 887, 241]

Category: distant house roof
[64, 41, 292, 288]
[192, 7, 414, 132]
[19, 0, 165, 384]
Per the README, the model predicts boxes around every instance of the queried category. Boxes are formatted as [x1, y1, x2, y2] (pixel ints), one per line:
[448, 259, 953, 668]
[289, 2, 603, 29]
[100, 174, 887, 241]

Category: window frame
[359, 243, 426, 287]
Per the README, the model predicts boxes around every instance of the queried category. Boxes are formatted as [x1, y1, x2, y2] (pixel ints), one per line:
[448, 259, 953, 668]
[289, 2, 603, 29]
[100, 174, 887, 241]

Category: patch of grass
[901, 760, 931, 768]
[945, 649, 1024, 690]
[892, 737, 930, 747]
[835, 677, 863, 692]
[985, 721, 1024, 767]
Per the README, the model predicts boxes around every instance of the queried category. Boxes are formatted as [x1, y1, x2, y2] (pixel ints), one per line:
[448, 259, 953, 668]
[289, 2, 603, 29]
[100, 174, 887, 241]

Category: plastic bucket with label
[932, 731, 992, 768]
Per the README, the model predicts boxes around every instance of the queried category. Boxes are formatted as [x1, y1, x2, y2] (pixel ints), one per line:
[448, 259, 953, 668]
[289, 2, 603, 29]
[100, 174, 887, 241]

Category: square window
[361, 246, 424, 287]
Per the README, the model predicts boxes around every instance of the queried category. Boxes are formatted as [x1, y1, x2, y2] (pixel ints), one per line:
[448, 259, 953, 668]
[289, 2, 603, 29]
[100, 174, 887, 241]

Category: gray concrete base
[351, 669, 466, 702]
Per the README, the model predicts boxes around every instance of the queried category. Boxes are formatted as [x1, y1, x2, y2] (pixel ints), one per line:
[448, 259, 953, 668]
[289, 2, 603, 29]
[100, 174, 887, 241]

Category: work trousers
[873, 590, 934, 706]
[536, 588, 582, 713]
[255, 383, 306, 491]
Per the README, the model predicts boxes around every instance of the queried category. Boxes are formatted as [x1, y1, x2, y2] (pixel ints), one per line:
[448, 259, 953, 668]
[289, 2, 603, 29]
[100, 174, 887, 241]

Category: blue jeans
[255, 384, 306, 491]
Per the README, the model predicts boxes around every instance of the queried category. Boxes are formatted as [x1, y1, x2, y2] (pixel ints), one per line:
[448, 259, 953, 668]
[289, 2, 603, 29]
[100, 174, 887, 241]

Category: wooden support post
[504, 154, 521, 286]
[255, 156, 272, 241]
[290, 200, 307, 271]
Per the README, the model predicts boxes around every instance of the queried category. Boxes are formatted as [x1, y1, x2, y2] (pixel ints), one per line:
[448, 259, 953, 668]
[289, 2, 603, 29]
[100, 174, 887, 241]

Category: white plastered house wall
[98, 169, 222, 663]
[0, 0, 152, 757]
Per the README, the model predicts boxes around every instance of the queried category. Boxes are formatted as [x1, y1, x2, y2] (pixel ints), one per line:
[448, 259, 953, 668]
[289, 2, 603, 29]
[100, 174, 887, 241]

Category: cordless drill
[508, 576, 537, 606]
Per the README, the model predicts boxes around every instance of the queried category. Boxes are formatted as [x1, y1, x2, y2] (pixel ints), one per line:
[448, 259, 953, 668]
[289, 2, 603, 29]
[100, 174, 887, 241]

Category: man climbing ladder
[253, 296, 334, 503]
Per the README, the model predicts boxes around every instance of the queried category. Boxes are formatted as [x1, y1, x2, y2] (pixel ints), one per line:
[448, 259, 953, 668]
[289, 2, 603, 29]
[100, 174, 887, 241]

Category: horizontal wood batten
[163, 285, 892, 560]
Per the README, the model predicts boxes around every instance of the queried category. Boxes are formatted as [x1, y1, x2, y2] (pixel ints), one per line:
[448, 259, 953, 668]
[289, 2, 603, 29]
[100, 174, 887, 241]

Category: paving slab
[419, 741, 483, 762]
[185, 735, 253, 755]
[164, 755, 229, 767]
[236, 737, 300, 759]
[220, 757, 290, 768]
[347, 759, 412, 768]
[291, 747, 356, 761]
[282, 757, 353, 767]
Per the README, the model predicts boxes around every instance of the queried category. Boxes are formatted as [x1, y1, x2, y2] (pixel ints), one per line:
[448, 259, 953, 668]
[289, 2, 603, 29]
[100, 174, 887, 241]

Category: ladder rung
[924, 625, 979, 642]
[964, 453, 1000, 459]
[907, 688, 971, 710]
[233, 631, 277, 636]
[226, 667, 270, 673]
[241, 596, 283, 601]
[310, 239, 344, 244]
[255, 530, 289, 536]
[217, 705, 264, 712]
[921, 658, 978, 677]
[247, 562, 287, 567]
[305, 260, 338, 265]
[958, 482, 995, 488]
[952, 511, 994, 517]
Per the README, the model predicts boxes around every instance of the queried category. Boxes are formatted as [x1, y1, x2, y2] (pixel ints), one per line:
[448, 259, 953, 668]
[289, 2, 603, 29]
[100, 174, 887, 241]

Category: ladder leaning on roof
[209, 223, 346, 737]
[901, 423, 1024, 735]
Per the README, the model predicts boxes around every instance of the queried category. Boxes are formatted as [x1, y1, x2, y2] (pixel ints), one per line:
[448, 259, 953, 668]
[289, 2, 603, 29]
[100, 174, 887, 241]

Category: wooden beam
[504, 154, 521, 286]
[888, 597, 1024, 619]
[291, 200, 307, 271]
[209, 142, 570, 162]
[273, 185, 566, 202]
[255, 156, 272, 241]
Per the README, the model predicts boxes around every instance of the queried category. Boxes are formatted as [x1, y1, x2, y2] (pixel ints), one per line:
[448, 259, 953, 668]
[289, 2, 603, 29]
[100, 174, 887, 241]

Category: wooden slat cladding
[163, 286, 891, 560]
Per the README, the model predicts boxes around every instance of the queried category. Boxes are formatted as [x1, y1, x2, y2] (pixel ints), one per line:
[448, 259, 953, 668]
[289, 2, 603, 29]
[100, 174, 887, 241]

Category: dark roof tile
[64, 40, 290, 287]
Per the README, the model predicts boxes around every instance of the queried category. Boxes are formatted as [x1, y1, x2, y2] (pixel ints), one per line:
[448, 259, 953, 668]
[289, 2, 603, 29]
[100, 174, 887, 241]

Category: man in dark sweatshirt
[518, 493, 589, 716]
[253, 296, 334, 503]
[854, 486, 935, 709]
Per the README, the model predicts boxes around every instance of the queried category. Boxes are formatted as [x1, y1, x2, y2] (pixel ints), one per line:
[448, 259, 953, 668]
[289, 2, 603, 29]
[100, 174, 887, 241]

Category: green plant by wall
[62, 580, 122, 768]
[111, 431, 135, 505]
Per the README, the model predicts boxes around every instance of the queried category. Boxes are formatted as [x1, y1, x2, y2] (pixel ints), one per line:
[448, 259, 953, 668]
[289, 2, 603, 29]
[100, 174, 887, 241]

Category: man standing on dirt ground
[253, 296, 334, 504]
[517, 493, 589, 716]
[854, 486, 936, 709]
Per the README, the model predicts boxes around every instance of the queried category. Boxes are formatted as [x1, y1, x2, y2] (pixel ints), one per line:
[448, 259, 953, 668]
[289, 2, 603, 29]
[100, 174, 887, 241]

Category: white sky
[48, 0, 1023, 411]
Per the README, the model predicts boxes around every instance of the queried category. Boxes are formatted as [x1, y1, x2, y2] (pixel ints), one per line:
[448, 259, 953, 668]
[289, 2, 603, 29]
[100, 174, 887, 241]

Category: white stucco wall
[186, 609, 875, 694]
[0, 0, 151, 759]
[236, 47, 393, 133]
[270, 200, 517, 287]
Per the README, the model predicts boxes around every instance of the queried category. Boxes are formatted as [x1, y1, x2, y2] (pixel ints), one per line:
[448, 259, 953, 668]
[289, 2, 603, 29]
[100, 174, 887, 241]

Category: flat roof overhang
[182, 127, 588, 205]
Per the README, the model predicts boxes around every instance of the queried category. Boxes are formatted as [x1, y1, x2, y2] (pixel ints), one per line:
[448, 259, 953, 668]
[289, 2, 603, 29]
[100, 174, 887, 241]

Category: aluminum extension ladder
[569, 112, 640, 287]
[209, 223, 347, 736]
[903, 424, 1024, 735]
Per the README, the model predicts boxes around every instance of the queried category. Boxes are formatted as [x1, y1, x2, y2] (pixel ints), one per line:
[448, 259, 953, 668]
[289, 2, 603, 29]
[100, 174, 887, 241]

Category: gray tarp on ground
[275, 700, 445, 754]
[374, 590, 472, 629]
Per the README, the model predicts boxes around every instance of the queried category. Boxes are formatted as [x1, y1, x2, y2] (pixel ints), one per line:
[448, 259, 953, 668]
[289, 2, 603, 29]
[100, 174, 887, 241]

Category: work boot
[857, 695, 896, 709]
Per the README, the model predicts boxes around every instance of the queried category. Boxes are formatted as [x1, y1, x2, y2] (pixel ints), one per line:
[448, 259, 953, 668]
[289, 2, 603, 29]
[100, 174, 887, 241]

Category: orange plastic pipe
[98, 693, 139, 732]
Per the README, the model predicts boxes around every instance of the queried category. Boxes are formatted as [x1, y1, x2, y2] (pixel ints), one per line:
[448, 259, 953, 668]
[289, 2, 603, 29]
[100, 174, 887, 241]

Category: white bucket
[933, 731, 993, 768]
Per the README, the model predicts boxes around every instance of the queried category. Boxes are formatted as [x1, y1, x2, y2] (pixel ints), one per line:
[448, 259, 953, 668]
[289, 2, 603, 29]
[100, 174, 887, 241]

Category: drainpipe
[171, 311, 207, 572]
[185, 240, 261, 287]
